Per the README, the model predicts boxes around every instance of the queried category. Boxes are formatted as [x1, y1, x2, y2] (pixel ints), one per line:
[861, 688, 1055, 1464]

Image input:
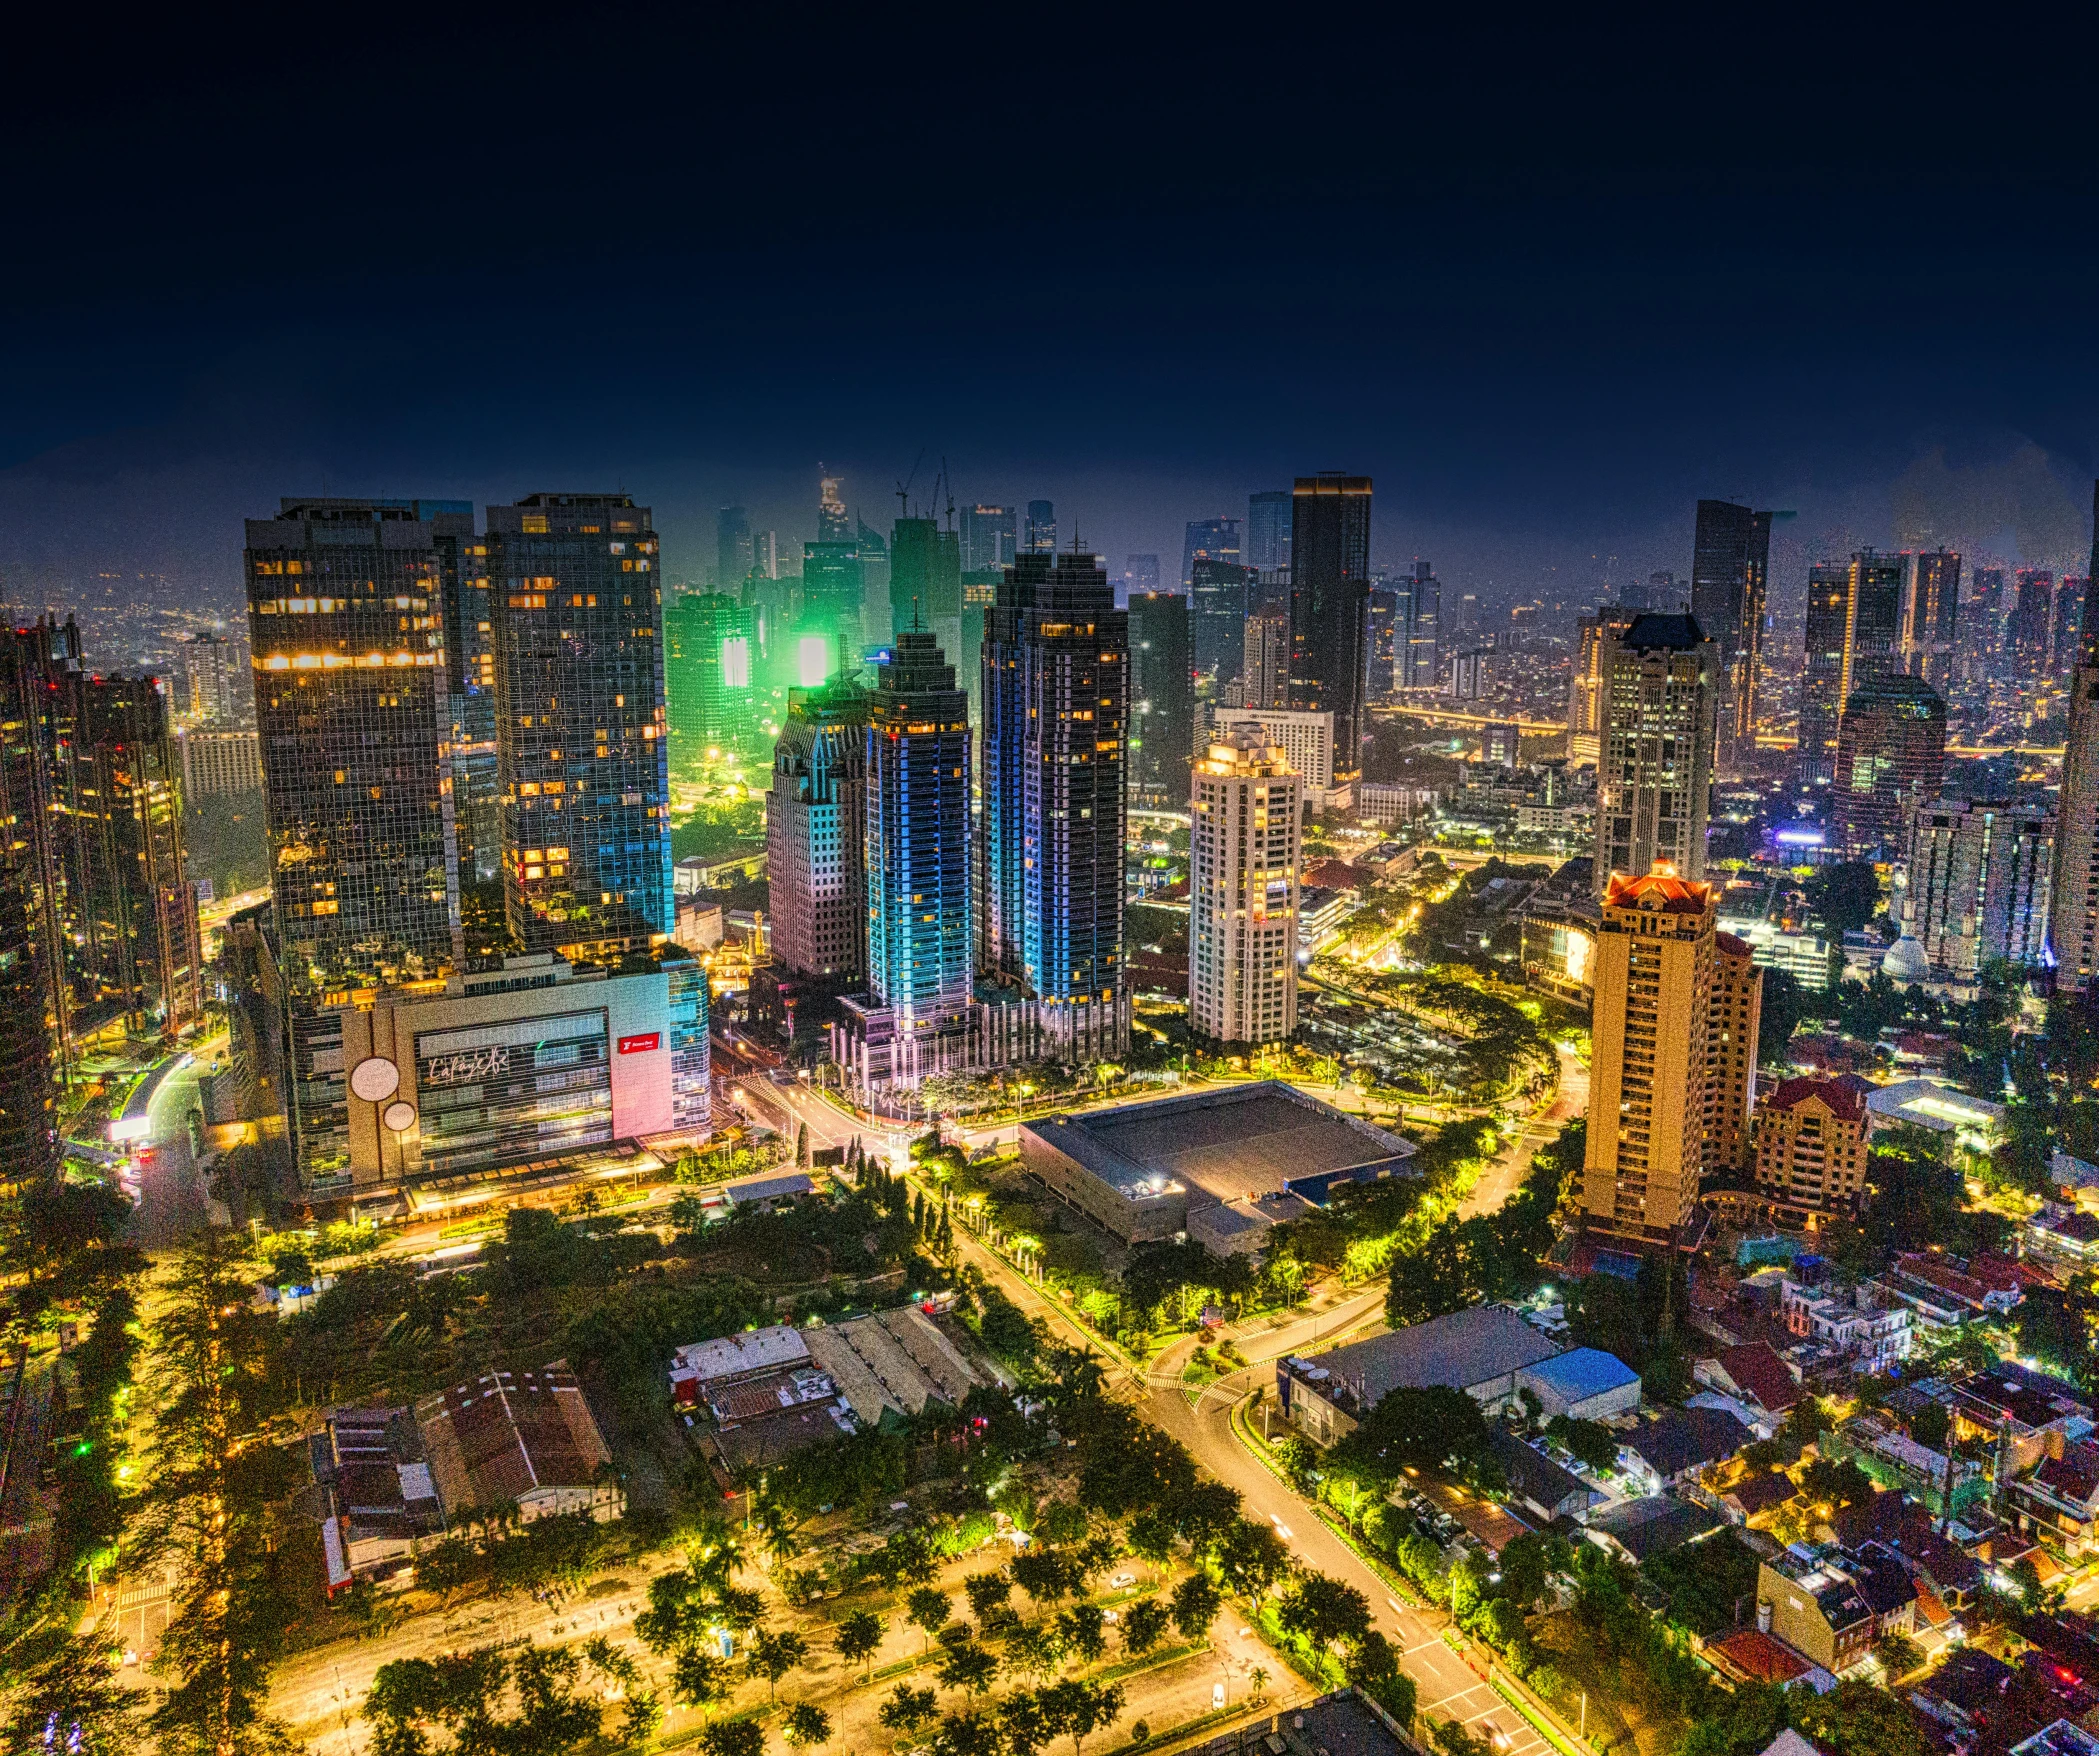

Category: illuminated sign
[1774, 823, 1825, 847]
[617, 1032, 661, 1055]
[423, 1046, 510, 1086]
[796, 635, 830, 687]
[721, 635, 750, 690]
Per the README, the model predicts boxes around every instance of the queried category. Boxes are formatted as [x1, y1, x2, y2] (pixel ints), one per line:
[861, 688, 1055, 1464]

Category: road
[1458, 1042, 1586, 1223]
[123, 1036, 228, 1249]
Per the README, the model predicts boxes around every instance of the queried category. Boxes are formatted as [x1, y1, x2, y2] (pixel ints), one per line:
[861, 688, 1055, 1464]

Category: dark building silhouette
[1689, 499, 1772, 769]
[1190, 555, 1250, 682]
[1287, 473, 1374, 782]
[1832, 675, 1947, 859]
[1127, 591, 1194, 808]
[0, 632, 60, 1188]
[1800, 550, 1903, 786]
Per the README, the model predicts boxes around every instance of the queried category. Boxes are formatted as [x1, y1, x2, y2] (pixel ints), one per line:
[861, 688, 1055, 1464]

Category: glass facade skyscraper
[1127, 591, 1193, 807]
[962, 503, 1017, 573]
[1025, 499, 1057, 554]
[1287, 473, 1373, 782]
[487, 493, 672, 956]
[1247, 489, 1292, 574]
[979, 550, 1130, 1059]
[1179, 516, 1242, 590]
[1689, 498, 1772, 766]
[1190, 555, 1250, 681]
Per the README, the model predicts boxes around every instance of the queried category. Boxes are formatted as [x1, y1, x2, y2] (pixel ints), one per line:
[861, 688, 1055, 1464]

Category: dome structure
[1881, 934, 1932, 986]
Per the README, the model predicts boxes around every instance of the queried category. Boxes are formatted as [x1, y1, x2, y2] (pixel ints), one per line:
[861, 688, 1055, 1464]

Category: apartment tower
[1593, 613, 1718, 899]
[2049, 485, 2099, 994]
[765, 674, 871, 983]
[1127, 591, 1193, 809]
[1189, 725, 1302, 1046]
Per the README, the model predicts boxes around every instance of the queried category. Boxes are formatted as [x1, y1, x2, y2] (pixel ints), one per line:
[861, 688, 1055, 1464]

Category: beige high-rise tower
[1582, 863, 1717, 1245]
[1704, 930, 1762, 1178]
[2053, 497, 2099, 995]
[1593, 613, 1718, 900]
[1190, 725, 1301, 1046]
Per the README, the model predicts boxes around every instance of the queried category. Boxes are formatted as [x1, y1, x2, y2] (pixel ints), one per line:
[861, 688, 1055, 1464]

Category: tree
[1329, 1383, 1498, 1486]
[1119, 1597, 1171, 1658]
[1249, 1665, 1270, 1701]
[879, 1684, 937, 1737]
[782, 1701, 831, 1749]
[1757, 967, 1809, 1065]
[930, 1711, 1008, 1756]
[1003, 1620, 1065, 1686]
[669, 1649, 734, 1717]
[1055, 1602, 1107, 1669]
[0, 1627, 139, 1756]
[1790, 1679, 1919, 1756]
[1169, 1573, 1222, 1642]
[1808, 862, 1882, 941]
[1546, 1415, 1618, 1473]
[699, 1719, 766, 1756]
[1873, 1630, 1924, 1679]
[835, 1610, 884, 1682]
[935, 1641, 1001, 1705]
[908, 1585, 955, 1652]
[1278, 1572, 1374, 1651]
[1038, 1677, 1126, 1756]
[964, 1571, 1013, 1624]
[1012, 1547, 1078, 1608]
[744, 1626, 809, 1703]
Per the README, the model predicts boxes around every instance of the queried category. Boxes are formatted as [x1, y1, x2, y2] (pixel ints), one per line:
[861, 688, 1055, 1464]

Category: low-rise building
[1779, 1277, 1912, 1376]
[1944, 1362, 2092, 1477]
[1584, 1495, 1723, 1563]
[414, 1362, 616, 1524]
[1618, 1404, 1754, 1494]
[1490, 1428, 1602, 1523]
[1864, 1077, 2005, 1151]
[2010, 1440, 2099, 1558]
[669, 1323, 810, 1408]
[1278, 1305, 1562, 1445]
[1515, 1347, 1642, 1422]
[1695, 1341, 1802, 1425]
[1757, 1554, 1875, 1674]
[2029, 1208, 2099, 1266]
[1883, 1252, 2024, 1333]
[313, 1405, 446, 1595]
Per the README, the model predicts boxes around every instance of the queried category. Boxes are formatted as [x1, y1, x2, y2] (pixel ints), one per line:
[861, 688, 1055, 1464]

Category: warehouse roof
[1518, 1346, 1639, 1404]
[1304, 1306, 1561, 1409]
[670, 1324, 810, 1387]
[1027, 1080, 1415, 1205]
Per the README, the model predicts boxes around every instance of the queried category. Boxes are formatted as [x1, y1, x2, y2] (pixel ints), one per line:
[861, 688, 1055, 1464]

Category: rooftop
[1947, 1362, 2092, 1433]
[671, 1324, 811, 1387]
[1603, 864, 1714, 915]
[1866, 1077, 2005, 1135]
[1624, 1404, 1754, 1477]
[1292, 1306, 1561, 1411]
[1028, 1080, 1415, 1205]
[1517, 1346, 1640, 1402]
[1711, 1341, 1803, 1414]
[1586, 1494, 1722, 1561]
[1708, 1630, 1813, 1685]
[1760, 1076, 1866, 1122]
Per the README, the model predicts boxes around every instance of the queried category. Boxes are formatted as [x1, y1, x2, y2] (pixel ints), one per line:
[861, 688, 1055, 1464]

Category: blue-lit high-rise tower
[833, 630, 976, 1087]
[979, 550, 1130, 1061]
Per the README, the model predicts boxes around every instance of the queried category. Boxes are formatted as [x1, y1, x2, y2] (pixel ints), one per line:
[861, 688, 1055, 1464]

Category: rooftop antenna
[942, 457, 956, 532]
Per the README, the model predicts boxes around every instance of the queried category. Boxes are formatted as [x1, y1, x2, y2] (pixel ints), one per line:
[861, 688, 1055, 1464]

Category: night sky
[7, 11, 2099, 614]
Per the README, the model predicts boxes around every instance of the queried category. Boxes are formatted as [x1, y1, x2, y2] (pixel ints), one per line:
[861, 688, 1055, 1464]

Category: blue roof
[1520, 1346, 1639, 1399]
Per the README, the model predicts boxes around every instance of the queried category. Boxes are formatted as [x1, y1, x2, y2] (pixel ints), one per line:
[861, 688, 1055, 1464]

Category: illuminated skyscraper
[1366, 585, 1399, 700]
[856, 519, 890, 648]
[431, 514, 499, 883]
[979, 550, 1129, 1059]
[799, 540, 865, 682]
[766, 674, 869, 983]
[245, 498, 460, 986]
[1123, 554, 1162, 597]
[1898, 548, 1962, 688]
[2056, 578, 2088, 678]
[1247, 489, 1292, 574]
[1025, 499, 1056, 554]
[961, 504, 1017, 573]
[1905, 799, 2054, 980]
[1399, 559, 1439, 689]
[1705, 930, 1762, 1179]
[1831, 675, 1946, 859]
[2009, 570, 2055, 678]
[2048, 490, 2099, 994]
[486, 493, 671, 957]
[836, 630, 976, 1086]
[1567, 606, 1637, 766]
[1689, 498, 1772, 769]
[0, 632, 60, 1185]
[1180, 516, 1242, 590]
[1287, 473, 1374, 783]
[717, 504, 754, 586]
[1190, 725, 1300, 1046]
[1799, 550, 1903, 785]
[1127, 591, 1193, 808]
[817, 469, 852, 543]
[1582, 864, 1719, 1245]
[1593, 612, 1717, 897]
[1243, 605, 1291, 710]
[666, 591, 755, 754]
[174, 631, 247, 725]
[889, 517, 963, 671]
[1190, 555, 1250, 681]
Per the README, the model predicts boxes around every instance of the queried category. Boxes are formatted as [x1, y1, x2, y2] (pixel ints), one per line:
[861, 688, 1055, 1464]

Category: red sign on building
[617, 1032, 661, 1055]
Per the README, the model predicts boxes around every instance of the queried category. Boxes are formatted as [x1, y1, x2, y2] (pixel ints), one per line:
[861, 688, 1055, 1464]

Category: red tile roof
[1760, 1076, 1866, 1122]
[1714, 1340, 1803, 1413]
[1707, 1630, 1812, 1684]
[1604, 866, 1713, 913]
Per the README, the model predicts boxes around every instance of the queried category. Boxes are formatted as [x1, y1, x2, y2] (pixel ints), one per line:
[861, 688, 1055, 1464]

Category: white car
[1110, 1572, 1136, 1588]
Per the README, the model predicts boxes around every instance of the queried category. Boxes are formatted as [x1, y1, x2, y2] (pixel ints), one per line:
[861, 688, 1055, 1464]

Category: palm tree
[1249, 1665, 1270, 1702]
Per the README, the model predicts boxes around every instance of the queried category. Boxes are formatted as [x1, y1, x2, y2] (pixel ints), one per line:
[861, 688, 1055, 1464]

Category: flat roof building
[1516, 1346, 1642, 1422]
[1278, 1305, 1560, 1445]
[1020, 1081, 1414, 1246]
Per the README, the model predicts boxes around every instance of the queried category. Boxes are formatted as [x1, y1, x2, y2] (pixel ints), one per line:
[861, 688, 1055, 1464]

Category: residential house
[1490, 1428, 1602, 1524]
[1707, 1468, 1800, 1527]
[2028, 1209, 2099, 1267]
[1911, 1647, 2020, 1744]
[1515, 1347, 1643, 1422]
[2011, 1439, 2099, 1559]
[414, 1362, 616, 1525]
[1884, 1252, 2024, 1336]
[1780, 1277, 1913, 1376]
[1619, 1404, 1755, 1495]
[311, 1405, 446, 1595]
[1946, 1364, 2094, 1476]
[1758, 1554, 1875, 1674]
[1696, 1341, 1802, 1425]
[1585, 1495, 1723, 1564]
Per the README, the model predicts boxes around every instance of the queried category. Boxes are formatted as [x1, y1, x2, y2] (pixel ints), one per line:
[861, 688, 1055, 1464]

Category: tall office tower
[58, 677, 202, 1034]
[1127, 592, 1194, 809]
[1247, 489, 1293, 574]
[1251, 567, 1291, 616]
[1399, 559, 1439, 689]
[432, 511, 500, 883]
[1243, 605, 1291, 710]
[765, 675, 870, 983]
[750, 529, 780, 580]
[1704, 930, 1762, 1179]
[1568, 606, 1637, 766]
[855, 519, 890, 648]
[246, 499, 460, 986]
[1025, 499, 1056, 554]
[1641, 571, 1678, 611]
[717, 505, 754, 587]
[1968, 567, 2006, 679]
[1287, 474, 1373, 784]
[1831, 675, 1947, 859]
[2056, 578, 2088, 678]
[1898, 548, 1962, 688]
[839, 629, 976, 1086]
[1799, 550, 1904, 786]
[1689, 499, 1773, 769]
[1582, 863, 1719, 1245]
[1593, 613, 1717, 899]
[175, 632, 245, 725]
[2048, 491, 2099, 994]
[978, 550, 1130, 1059]
[1210, 707, 1338, 810]
[1905, 799, 2054, 980]
[1446, 650, 1490, 700]
[486, 493, 671, 957]
[889, 517, 963, 670]
[1366, 586, 1399, 700]
[1179, 516, 1242, 590]
[0, 633, 59, 1184]
[1189, 724, 1301, 1045]
[1123, 554, 1162, 598]
[1190, 556, 1251, 681]
[816, 470, 852, 543]
[799, 541, 865, 682]
[665, 592, 755, 754]
[961, 504, 1017, 574]
[2009, 570, 2055, 678]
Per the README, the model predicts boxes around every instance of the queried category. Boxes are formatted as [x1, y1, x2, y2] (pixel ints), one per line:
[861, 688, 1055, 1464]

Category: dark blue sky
[6, 9, 2098, 615]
